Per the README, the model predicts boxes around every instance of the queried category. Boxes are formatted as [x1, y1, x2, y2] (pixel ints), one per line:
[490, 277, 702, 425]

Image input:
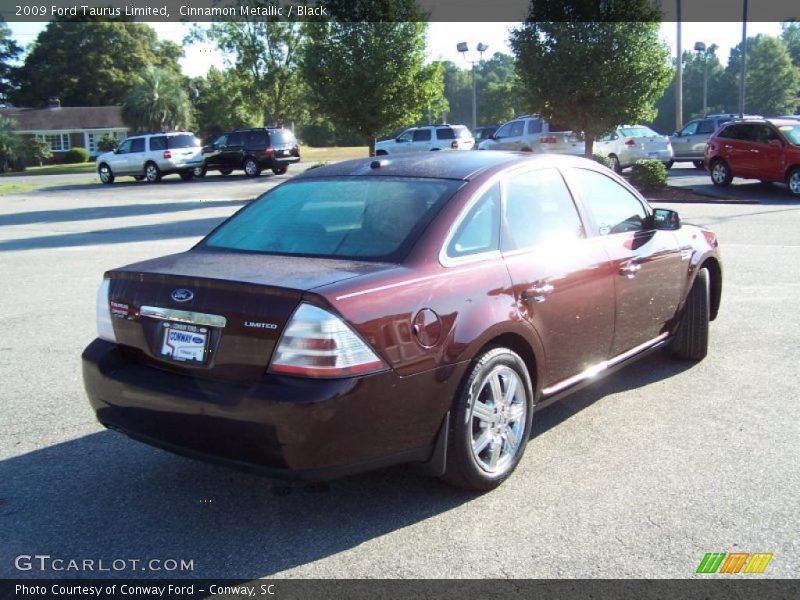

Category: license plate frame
[160, 322, 209, 364]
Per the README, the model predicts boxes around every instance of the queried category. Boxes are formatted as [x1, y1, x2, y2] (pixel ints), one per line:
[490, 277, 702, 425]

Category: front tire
[375, 150, 388, 156]
[272, 166, 288, 175]
[193, 166, 207, 178]
[98, 164, 114, 184]
[693, 160, 705, 169]
[787, 167, 800, 197]
[610, 154, 622, 174]
[665, 160, 675, 169]
[244, 157, 261, 178]
[441, 347, 533, 492]
[672, 268, 710, 361]
[710, 159, 732, 187]
[144, 162, 161, 183]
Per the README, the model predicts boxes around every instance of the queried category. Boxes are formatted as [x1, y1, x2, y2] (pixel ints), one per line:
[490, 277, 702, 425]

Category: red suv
[705, 119, 800, 196]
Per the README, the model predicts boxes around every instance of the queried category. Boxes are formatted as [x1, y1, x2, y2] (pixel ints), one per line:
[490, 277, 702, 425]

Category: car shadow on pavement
[42, 174, 287, 194]
[0, 428, 477, 579]
[0, 200, 248, 228]
[0, 217, 229, 252]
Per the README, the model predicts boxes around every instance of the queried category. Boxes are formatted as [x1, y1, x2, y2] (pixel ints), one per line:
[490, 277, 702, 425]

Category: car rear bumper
[82, 339, 462, 479]
[258, 154, 301, 169]
[620, 147, 673, 166]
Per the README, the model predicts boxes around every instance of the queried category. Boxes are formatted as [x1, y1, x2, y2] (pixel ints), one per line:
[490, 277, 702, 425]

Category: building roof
[0, 106, 127, 131]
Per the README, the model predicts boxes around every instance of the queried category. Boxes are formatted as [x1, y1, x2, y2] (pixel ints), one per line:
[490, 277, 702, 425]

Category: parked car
[96, 132, 203, 184]
[375, 125, 474, 155]
[472, 125, 498, 148]
[705, 118, 800, 196]
[477, 115, 585, 155]
[83, 152, 722, 491]
[669, 114, 760, 168]
[594, 125, 674, 173]
[197, 128, 300, 178]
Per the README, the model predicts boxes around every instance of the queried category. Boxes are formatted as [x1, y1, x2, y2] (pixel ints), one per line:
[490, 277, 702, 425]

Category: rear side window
[413, 129, 432, 142]
[168, 134, 201, 148]
[526, 120, 543, 135]
[149, 136, 167, 151]
[568, 168, 647, 235]
[130, 138, 145, 153]
[436, 128, 455, 140]
[269, 130, 295, 145]
[247, 130, 268, 146]
[447, 184, 501, 258]
[508, 121, 524, 137]
[504, 168, 584, 250]
[228, 132, 245, 146]
[204, 177, 462, 261]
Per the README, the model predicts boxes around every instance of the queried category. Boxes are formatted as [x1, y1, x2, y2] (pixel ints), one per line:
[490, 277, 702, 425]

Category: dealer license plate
[648, 152, 658, 158]
[160, 322, 208, 363]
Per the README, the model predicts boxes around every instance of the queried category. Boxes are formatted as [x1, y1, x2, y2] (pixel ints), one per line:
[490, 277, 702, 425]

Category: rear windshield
[202, 177, 462, 261]
[779, 125, 800, 145]
[620, 127, 658, 137]
[270, 129, 296, 145]
[167, 135, 201, 149]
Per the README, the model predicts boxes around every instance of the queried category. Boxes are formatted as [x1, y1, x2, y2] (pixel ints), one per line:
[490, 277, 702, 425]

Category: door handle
[724, 144, 734, 151]
[619, 261, 641, 278]
[522, 282, 554, 303]
[750, 149, 759, 153]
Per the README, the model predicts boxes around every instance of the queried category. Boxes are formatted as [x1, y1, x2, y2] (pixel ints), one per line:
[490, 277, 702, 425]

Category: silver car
[97, 132, 204, 184]
[595, 125, 674, 173]
[375, 125, 474, 155]
[477, 115, 585, 156]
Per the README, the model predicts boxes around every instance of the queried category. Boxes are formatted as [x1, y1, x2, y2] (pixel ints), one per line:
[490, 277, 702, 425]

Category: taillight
[625, 139, 637, 146]
[540, 136, 557, 144]
[263, 147, 275, 157]
[96, 278, 116, 343]
[163, 150, 172, 159]
[269, 303, 386, 378]
[451, 140, 458, 149]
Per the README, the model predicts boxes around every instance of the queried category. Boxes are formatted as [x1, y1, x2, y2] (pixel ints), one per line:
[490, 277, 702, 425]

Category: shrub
[629, 159, 667, 192]
[591, 153, 614, 170]
[63, 146, 90, 164]
[27, 138, 52, 167]
[97, 135, 119, 153]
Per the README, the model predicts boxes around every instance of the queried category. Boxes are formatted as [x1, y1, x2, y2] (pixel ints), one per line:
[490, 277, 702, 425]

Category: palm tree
[122, 67, 193, 133]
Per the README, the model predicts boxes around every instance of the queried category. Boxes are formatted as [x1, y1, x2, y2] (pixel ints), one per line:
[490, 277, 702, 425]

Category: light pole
[457, 41, 488, 130]
[693, 42, 716, 117]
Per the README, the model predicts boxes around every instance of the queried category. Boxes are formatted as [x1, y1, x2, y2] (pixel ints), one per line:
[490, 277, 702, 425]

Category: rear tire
[665, 160, 675, 169]
[272, 166, 288, 175]
[193, 166, 207, 178]
[144, 162, 161, 183]
[441, 347, 533, 492]
[375, 150, 388, 156]
[610, 154, 622, 174]
[787, 167, 800, 197]
[98, 164, 114, 184]
[244, 157, 261, 178]
[693, 160, 705, 169]
[219, 168, 233, 176]
[710, 159, 732, 187]
[672, 268, 710, 361]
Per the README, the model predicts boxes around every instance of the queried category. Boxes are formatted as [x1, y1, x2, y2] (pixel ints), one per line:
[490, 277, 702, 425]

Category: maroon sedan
[83, 152, 722, 491]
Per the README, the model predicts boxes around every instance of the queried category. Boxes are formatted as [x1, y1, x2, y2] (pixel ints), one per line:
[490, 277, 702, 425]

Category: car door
[223, 131, 245, 168]
[204, 134, 227, 169]
[127, 137, 147, 175]
[411, 128, 432, 152]
[565, 167, 684, 356]
[500, 167, 615, 387]
[107, 138, 132, 173]
[672, 120, 699, 159]
[743, 124, 785, 181]
[491, 122, 516, 150]
[720, 124, 758, 178]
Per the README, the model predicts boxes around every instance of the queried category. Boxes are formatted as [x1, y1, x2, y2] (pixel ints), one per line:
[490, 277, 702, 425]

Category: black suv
[196, 128, 301, 178]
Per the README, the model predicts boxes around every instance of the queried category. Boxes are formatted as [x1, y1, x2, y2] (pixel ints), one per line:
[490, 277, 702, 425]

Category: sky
[6, 21, 785, 79]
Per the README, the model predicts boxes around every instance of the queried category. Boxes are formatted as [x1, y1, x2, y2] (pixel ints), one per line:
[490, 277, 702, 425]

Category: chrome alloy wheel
[245, 159, 259, 176]
[789, 170, 800, 196]
[469, 365, 527, 474]
[711, 162, 728, 184]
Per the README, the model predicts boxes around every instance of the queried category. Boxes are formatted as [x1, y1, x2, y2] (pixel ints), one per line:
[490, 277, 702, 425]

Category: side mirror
[769, 139, 783, 149]
[652, 208, 681, 231]
[672, 131, 680, 137]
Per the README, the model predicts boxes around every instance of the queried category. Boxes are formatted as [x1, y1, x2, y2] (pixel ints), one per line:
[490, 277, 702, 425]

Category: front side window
[115, 139, 132, 154]
[396, 130, 413, 143]
[494, 122, 514, 139]
[447, 184, 501, 258]
[129, 138, 145, 153]
[680, 121, 699, 136]
[504, 168, 584, 250]
[508, 121, 524, 137]
[214, 134, 228, 147]
[204, 177, 462, 261]
[568, 168, 647, 236]
[412, 129, 432, 142]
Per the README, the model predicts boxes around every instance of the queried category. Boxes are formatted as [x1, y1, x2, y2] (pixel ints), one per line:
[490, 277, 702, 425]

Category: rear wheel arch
[472, 332, 541, 401]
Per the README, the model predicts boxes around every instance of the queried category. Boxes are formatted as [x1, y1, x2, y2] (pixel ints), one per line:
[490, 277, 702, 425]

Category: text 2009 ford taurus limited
[82, 152, 721, 491]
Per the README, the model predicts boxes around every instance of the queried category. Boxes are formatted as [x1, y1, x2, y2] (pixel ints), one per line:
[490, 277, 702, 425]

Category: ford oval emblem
[171, 288, 194, 303]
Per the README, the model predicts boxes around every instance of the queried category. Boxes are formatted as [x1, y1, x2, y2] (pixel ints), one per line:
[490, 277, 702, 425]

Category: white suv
[375, 125, 474, 155]
[97, 132, 204, 184]
[477, 116, 584, 155]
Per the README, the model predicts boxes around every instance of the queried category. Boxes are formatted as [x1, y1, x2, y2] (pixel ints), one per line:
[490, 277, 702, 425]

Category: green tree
[726, 34, 799, 116]
[300, 0, 445, 155]
[122, 67, 193, 133]
[97, 134, 119, 153]
[188, 7, 305, 125]
[781, 21, 800, 67]
[0, 19, 22, 105]
[9, 17, 182, 107]
[0, 116, 23, 171]
[190, 67, 263, 142]
[27, 138, 52, 166]
[509, 0, 672, 156]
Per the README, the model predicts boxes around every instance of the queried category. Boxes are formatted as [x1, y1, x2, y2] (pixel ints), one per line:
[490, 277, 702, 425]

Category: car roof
[293, 151, 595, 182]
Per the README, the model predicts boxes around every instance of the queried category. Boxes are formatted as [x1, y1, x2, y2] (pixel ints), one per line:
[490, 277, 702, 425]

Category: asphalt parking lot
[0, 164, 798, 579]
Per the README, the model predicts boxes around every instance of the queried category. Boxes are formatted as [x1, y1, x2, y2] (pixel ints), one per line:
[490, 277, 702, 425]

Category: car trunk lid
[105, 250, 394, 382]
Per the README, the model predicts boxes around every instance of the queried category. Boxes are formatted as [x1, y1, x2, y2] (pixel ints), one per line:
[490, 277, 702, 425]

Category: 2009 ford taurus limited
[82, 152, 722, 491]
